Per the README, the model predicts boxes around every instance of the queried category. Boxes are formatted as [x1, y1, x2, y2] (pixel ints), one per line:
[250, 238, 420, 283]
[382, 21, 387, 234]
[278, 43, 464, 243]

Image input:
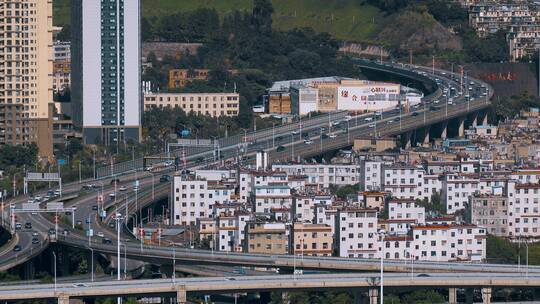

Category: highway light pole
[89, 247, 94, 282]
[291, 133, 295, 161]
[116, 212, 123, 304]
[526, 241, 529, 278]
[120, 243, 127, 279]
[93, 148, 96, 180]
[52, 251, 57, 290]
[272, 123, 276, 148]
[320, 127, 323, 153]
[151, 174, 155, 201]
[378, 229, 386, 304]
[347, 120, 350, 144]
[172, 246, 176, 284]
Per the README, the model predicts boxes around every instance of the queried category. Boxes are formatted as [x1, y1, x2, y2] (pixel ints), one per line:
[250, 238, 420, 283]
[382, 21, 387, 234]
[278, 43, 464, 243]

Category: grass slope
[54, 0, 383, 42]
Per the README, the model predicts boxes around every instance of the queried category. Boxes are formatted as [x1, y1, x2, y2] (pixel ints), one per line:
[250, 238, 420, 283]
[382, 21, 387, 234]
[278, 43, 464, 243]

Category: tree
[490, 93, 540, 121]
[486, 235, 518, 264]
[402, 290, 445, 304]
[0, 143, 38, 169]
[252, 0, 274, 34]
[335, 184, 360, 199]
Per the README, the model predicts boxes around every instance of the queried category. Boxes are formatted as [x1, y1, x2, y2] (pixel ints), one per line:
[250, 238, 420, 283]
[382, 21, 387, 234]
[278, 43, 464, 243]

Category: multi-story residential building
[217, 213, 252, 252]
[360, 160, 384, 191]
[53, 41, 70, 61]
[423, 174, 442, 198]
[244, 222, 288, 254]
[471, 194, 508, 237]
[252, 184, 292, 215]
[71, 0, 141, 144]
[52, 41, 71, 94]
[196, 218, 217, 249]
[314, 203, 340, 235]
[359, 191, 386, 210]
[290, 223, 333, 257]
[510, 168, 540, 184]
[469, 3, 540, 37]
[409, 224, 486, 262]
[507, 180, 540, 239]
[172, 174, 209, 226]
[172, 174, 233, 226]
[272, 163, 359, 188]
[382, 165, 425, 200]
[217, 214, 237, 252]
[53, 61, 70, 93]
[382, 223, 486, 262]
[388, 200, 426, 225]
[143, 93, 240, 117]
[336, 208, 379, 258]
[469, 3, 540, 60]
[292, 194, 333, 223]
[0, 0, 53, 159]
[442, 173, 479, 214]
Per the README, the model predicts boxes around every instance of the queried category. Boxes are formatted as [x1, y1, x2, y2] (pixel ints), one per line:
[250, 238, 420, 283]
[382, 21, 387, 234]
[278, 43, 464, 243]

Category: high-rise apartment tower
[71, 0, 141, 145]
[0, 0, 54, 159]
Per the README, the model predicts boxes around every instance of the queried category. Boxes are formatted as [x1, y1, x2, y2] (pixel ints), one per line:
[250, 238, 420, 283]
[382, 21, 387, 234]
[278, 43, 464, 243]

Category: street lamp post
[291, 133, 295, 161]
[120, 243, 127, 279]
[89, 247, 94, 282]
[347, 120, 350, 144]
[115, 212, 123, 304]
[320, 127, 323, 153]
[378, 229, 386, 304]
[93, 148, 96, 180]
[272, 123, 276, 148]
[172, 247, 176, 283]
[526, 241, 529, 278]
[151, 174, 155, 201]
[52, 251, 57, 290]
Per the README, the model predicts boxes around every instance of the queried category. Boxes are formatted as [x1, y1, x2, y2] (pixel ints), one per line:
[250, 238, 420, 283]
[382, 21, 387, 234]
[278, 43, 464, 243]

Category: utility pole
[93, 148, 96, 180]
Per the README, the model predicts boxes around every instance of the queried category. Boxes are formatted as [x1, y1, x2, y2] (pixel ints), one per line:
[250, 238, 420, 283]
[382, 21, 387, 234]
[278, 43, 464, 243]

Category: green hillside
[53, 0, 383, 42]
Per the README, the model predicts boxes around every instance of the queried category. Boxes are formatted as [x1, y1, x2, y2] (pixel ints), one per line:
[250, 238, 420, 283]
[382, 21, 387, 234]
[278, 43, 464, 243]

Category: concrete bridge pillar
[482, 113, 488, 125]
[60, 247, 70, 276]
[353, 290, 364, 304]
[176, 286, 187, 304]
[403, 132, 412, 149]
[448, 288, 457, 304]
[23, 260, 35, 280]
[368, 288, 378, 304]
[533, 289, 540, 300]
[441, 122, 448, 140]
[481, 288, 492, 304]
[58, 295, 70, 304]
[423, 126, 430, 145]
[472, 114, 478, 128]
[465, 288, 474, 304]
[458, 118, 465, 137]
